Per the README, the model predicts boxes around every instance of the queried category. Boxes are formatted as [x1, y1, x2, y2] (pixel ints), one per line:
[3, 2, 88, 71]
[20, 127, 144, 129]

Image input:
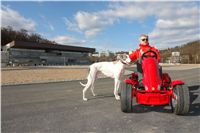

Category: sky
[1, 0, 200, 52]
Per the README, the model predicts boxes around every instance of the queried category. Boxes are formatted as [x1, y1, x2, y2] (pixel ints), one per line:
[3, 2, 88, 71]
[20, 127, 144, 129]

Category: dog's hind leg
[90, 72, 98, 97]
[83, 81, 91, 101]
[82, 67, 96, 101]
[91, 85, 96, 97]
[83, 75, 92, 101]
[114, 78, 121, 100]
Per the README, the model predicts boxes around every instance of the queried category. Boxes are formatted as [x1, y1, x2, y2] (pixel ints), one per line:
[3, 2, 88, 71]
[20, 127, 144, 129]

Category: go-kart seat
[136, 58, 143, 86]
[136, 57, 143, 74]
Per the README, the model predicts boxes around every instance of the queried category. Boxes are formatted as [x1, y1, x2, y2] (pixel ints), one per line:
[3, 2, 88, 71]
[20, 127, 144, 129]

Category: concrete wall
[1, 51, 9, 67]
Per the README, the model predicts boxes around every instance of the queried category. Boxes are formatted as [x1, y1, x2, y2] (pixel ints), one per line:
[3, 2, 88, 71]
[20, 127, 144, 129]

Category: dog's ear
[117, 54, 126, 62]
[121, 53, 128, 60]
[116, 54, 122, 60]
[113, 55, 117, 61]
[124, 54, 129, 59]
[119, 53, 131, 64]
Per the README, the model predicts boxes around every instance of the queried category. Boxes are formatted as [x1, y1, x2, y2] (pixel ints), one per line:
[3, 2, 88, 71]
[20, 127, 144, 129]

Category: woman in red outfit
[129, 34, 160, 63]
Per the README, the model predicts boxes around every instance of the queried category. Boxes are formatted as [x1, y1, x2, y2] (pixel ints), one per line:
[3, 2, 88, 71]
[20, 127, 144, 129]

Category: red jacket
[129, 43, 160, 62]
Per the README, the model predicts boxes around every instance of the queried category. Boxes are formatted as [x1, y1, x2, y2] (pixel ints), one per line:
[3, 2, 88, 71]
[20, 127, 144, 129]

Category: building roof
[6, 40, 95, 53]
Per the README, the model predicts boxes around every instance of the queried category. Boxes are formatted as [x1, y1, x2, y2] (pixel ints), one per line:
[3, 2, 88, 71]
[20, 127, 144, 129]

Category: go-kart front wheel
[120, 83, 133, 113]
[171, 85, 190, 115]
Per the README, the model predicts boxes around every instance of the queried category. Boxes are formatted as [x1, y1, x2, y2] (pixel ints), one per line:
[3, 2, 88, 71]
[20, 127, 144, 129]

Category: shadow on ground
[89, 85, 200, 116]
[187, 85, 200, 116]
[88, 93, 115, 100]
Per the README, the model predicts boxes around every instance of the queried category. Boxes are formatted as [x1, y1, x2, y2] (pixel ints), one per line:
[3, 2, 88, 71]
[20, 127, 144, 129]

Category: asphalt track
[2, 67, 200, 133]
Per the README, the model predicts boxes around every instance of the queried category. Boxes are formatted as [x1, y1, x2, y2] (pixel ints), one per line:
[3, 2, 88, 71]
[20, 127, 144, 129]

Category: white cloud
[48, 23, 54, 31]
[149, 3, 199, 48]
[39, 14, 55, 31]
[52, 35, 87, 46]
[65, 10, 116, 38]
[73, 11, 114, 38]
[85, 28, 102, 38]
[102, 3, 152, 20]
[63, 17, 81, 33]
[65, 2, 199, 48]
[1, 5, 36, 32]
[156, 18, 196, 29]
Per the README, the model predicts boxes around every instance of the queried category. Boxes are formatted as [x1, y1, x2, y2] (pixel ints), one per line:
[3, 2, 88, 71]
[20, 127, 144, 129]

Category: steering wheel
[141, 50, 158, 60]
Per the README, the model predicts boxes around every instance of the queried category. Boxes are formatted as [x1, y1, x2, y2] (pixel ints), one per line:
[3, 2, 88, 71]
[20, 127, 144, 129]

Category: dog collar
[120, 60, 127, 65]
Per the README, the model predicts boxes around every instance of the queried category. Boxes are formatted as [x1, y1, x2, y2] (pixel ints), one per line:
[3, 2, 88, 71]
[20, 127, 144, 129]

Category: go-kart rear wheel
[121, 83, 133, 113]
[171, 85, 190, 115]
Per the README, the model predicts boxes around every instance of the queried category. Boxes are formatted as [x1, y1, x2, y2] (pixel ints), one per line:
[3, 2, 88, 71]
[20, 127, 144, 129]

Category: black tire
[121, 82, 133, 113]
[118, 75, 131, 96]
[170, 96, 174, 113]
[171, 85, 190, 115]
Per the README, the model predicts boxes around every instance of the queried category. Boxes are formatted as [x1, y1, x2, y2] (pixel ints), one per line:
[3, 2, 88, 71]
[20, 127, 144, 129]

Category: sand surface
[1, 64, 199, 85]
[1, 66, 89, 85]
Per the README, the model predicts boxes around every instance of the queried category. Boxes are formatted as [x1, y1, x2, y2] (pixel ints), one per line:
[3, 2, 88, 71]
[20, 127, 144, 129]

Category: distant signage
[172, 52, 180, 56]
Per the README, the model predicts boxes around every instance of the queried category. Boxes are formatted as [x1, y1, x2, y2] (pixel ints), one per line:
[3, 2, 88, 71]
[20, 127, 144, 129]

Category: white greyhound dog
[80, 54, 131, 101]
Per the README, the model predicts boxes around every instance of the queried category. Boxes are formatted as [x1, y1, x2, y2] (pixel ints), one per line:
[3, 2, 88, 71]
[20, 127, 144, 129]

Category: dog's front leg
[114, 78, 121, 100]
[83, 77, 92, 101]
[90, 70, 99, 97]
[91, 86, 96, 97]
[83, 84, 90, 101]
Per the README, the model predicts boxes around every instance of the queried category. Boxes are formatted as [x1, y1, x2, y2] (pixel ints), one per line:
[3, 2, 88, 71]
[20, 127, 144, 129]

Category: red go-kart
[120, 50, 190, 115]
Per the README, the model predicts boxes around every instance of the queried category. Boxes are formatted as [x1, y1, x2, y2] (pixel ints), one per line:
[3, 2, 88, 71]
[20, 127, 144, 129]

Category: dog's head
[116, 54, 131, 65]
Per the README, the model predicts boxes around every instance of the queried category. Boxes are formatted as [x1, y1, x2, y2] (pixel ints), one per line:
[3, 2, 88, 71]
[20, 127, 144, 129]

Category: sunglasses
[141, 38, 148, 41]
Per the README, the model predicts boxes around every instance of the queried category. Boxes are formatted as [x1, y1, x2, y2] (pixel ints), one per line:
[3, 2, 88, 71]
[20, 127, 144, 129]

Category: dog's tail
[80, 82, 86, 87]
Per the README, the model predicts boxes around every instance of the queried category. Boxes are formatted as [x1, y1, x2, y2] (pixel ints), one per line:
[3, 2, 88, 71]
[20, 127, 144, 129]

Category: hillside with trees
[160, 40, 200, 64]
[1, 26, 56, 46]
